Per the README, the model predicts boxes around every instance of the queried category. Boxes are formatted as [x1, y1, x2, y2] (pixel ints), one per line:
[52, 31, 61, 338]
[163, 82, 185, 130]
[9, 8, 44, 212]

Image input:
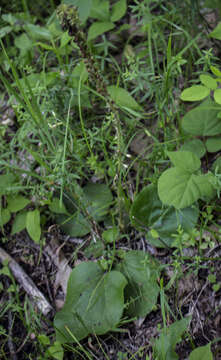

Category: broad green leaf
[11, 212, 27, 235]
[54, 262, 127, 342]
[0, 174, 15, 194]
[130, 184, 162, 230]
[60, 31, 71, 48]
[0, 26, 12, 39]
[214, 88, 221, 104]
[107, 85, 142, 111]
[111, 0, 127, 22]
[0, 209, 11, 227]
[200, 74, 217, 89]
[206, 136, 221, 152]
[87, 22, 115, 41]
[7, 195, 30, 212]
[64, 0, 93, 22]
[70, 61, 88, 88]
[180, 85, 210, 101]
[167, 151, 201, 172]
[158, 168, 215, 209]
[210, 65, 221, 77]
[26, 209, 41, 243]
[83, 183, 113, 221]
[131, 185, 199, 247]
[149, 206, 199, 248]
[180, 139, 206, 159]
[189, 343, 213, 360]
[47, 341, 64, 360]
[90, 0, 110, 21]
[49, 198, 68, 214]
[209, 22, 221, 40]
[24, 24, 53, 41]
[14, 33, 33, 52]
[102, 227, 119, 244]
[153, 318, 190, 360]
[182, 98, 221, 136]
[57, 212, 90, 237]
[117, 251, 159, 317]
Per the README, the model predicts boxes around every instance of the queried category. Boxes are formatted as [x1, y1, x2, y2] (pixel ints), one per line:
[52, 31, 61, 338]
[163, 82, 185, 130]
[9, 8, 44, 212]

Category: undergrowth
[0, 0, 221, 359]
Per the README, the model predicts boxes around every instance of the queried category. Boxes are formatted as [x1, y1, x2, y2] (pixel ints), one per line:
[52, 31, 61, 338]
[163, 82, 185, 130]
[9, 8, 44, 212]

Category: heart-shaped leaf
[167, 151, 201, 172]
[54, 262, 127, 343]
[158, 168, 215, 209]
[189, 343, 213, 360]
[117, 251, 159, 317]
[180, 139, 206, 159]
[206, 136, 221, 152]
[182, 98, 221, 136]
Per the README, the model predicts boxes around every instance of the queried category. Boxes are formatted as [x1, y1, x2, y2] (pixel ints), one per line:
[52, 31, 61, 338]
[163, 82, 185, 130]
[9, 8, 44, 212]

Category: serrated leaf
[7, 195, 30, 212]
[180, 139, 206, 159]
[26, 209, 41, 243]
[117, 251, 159, 318]
[214, 88, 221, 104]
[0, 209, 11, 227]
[107, 85, 142, 111]
[209, 22, 221, 40]
[154, 318, 190, 360]
[200, 74, 217, 89]
[167, 151, 201, 172]
[158, 168, 215, 209]
[189, 343, 213, 360]
[87, 22, 115, 41]
[11, 212, 27, 235]
[180, 85, 210, 101]
[206, 136, 221, 152]
[182, 98, 221, 136]
[54, 262, 127, 343]
[111, 0, 127, 22]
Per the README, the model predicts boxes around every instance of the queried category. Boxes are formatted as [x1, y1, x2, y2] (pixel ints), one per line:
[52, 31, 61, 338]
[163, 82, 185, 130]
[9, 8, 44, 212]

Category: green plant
[54, 250, 160, 343]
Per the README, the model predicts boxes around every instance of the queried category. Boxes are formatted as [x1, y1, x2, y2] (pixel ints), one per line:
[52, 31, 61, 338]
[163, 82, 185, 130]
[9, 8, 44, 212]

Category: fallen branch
[0, 246, 53, 316]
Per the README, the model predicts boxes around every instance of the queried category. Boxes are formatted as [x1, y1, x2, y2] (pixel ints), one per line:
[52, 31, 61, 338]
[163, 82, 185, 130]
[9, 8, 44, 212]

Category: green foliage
[54, 261, 127, 342]
[153, 317, 191, 360]
[55, 250, 160, 343]
[158, 151, 215, 209]
[130, 184, 199, 247]
[189, 343, 213, 360]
